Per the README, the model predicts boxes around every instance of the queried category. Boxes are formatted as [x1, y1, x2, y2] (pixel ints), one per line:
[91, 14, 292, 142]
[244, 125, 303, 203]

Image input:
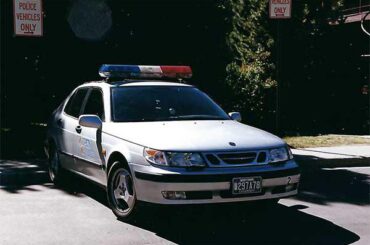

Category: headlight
[167, 152, 205, 167]
[144, 148, 205, 167]
[144, 148, 168, 166]
[269, 147, 291, 163]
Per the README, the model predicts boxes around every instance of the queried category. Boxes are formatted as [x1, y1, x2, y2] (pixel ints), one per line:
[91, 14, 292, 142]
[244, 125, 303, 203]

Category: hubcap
[111, 169, 135, 214]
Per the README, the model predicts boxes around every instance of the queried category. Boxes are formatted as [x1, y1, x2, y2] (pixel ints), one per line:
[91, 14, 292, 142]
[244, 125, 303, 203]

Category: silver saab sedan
[45, 64, 300, 220]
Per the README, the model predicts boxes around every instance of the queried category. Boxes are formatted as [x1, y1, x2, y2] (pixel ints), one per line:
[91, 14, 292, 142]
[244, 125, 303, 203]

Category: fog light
[162, 191, 187, 200]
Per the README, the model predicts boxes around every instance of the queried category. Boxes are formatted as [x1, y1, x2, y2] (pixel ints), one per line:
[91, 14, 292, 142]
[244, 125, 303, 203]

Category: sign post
[269, 0, 291, 134]
[13, 0, 43, 37]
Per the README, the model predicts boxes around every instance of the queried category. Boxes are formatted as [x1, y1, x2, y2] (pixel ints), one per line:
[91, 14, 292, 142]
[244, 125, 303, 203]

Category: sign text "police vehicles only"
[269, 0, 292, 19]
[13, 0, 43, 36]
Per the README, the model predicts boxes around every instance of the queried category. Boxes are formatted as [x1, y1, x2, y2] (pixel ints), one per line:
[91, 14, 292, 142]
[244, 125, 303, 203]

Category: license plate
[232, 177, 262, 194]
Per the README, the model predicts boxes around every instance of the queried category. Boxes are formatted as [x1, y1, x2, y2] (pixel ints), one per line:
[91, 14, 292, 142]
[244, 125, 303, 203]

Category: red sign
[269, 0, 292, 19]
[13, 0, 43, 36]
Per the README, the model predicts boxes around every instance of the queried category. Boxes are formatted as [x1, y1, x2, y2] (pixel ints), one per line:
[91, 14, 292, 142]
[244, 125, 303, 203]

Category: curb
[294, 156, 370, 169]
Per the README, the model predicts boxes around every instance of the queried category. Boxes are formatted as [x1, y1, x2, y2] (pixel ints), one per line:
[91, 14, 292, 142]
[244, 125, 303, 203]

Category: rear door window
[64, 88, 89, 118]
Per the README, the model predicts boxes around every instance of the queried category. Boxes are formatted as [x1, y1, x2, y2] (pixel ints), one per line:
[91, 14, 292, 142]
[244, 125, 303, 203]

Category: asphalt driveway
[0, 148, 369, 244]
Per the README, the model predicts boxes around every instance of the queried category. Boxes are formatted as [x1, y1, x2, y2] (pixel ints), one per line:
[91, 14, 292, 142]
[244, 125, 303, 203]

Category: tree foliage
[218, 0, 274, 119]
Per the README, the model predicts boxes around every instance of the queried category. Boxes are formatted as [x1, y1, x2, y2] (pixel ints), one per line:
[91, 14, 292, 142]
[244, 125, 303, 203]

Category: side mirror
[228, 112, 241, 122]
[79, 115, 102, 129]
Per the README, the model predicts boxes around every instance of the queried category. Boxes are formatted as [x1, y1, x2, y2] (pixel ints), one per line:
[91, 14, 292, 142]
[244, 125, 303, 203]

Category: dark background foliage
[0, 0, 369, 158]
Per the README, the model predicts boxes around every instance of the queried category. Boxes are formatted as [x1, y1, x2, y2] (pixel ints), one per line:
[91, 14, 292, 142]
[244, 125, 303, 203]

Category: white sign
[269, 0, 291, 19]
[13, 0, 43, 36]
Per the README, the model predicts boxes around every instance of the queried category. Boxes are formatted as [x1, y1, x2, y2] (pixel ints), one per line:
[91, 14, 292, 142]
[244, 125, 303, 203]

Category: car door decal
[79, 136, 93, 158]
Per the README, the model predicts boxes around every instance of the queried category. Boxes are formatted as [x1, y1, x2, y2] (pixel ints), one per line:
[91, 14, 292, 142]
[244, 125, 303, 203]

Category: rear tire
[107, 161, 139, 221]
[48, 145, 64, 185]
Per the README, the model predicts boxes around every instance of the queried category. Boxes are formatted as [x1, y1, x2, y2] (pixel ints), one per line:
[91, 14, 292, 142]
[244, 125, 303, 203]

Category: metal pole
[361, 55, 370, 134]
[276, 20, 281, 134]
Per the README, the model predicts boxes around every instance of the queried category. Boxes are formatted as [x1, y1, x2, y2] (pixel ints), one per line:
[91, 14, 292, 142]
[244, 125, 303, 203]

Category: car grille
[204, 151, 268, 167]
[217, 152, 257, 164]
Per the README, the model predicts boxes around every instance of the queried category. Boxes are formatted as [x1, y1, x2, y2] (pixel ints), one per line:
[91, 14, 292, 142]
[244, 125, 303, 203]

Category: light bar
[99, 64, 192, 79]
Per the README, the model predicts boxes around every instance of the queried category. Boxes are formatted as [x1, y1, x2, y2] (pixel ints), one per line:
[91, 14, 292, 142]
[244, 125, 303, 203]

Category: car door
[58, 87, 89, 171]
[74, 87, 107, 185]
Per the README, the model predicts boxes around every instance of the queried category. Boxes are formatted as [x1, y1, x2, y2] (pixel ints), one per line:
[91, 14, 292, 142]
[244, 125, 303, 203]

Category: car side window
[82, 88, 105, 120]
[64, 88, 89, 118]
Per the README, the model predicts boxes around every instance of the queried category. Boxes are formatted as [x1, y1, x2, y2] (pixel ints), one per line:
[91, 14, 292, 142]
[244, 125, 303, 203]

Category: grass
[284, 135, 370, 148]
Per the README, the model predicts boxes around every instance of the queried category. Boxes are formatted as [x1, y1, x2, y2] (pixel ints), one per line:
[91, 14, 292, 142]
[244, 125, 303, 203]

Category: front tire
[107, 162, 138, 221]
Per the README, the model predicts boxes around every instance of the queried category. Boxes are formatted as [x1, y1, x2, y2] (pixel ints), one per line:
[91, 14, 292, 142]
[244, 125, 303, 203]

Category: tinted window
[83, 89, 104, 120]
[64, 88, 88, 118]
[111, 86, 229, 122]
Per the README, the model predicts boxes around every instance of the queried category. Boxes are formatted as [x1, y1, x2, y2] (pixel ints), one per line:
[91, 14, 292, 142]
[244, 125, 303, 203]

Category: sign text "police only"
[269, 0, 291, 19]
[13, 0, 43, 36]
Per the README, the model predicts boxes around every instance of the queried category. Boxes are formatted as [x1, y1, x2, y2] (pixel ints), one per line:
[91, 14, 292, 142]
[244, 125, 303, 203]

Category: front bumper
[131, 160, 300, 204]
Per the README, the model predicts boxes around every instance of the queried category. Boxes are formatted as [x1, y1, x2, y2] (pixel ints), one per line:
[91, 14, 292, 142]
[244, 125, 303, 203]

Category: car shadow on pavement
[126, 202, 360, 245]
[56, 174, 360, 245]
[57, 175, 360, 245]
[32, 170, 360, 244]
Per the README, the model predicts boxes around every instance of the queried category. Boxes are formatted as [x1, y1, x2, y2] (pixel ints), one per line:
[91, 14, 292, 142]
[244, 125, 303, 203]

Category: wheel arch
[107, 151, 130, 175]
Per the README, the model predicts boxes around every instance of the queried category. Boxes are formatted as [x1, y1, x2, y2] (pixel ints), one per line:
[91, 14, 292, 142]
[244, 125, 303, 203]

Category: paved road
[0, 163, 369, 244]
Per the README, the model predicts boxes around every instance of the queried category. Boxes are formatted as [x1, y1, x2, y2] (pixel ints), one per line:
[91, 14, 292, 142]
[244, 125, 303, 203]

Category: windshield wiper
[168, 115, 226, 120]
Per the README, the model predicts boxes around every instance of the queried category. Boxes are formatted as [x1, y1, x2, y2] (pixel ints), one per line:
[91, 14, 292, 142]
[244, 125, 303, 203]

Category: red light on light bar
[160, 66, 192, 78]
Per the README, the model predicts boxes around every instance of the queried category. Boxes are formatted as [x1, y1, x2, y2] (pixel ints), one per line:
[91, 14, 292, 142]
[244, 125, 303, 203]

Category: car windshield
[111, 86, 230, 122]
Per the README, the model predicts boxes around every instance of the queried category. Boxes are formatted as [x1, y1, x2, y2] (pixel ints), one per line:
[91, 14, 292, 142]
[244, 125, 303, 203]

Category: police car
[45, 64, 300, 220]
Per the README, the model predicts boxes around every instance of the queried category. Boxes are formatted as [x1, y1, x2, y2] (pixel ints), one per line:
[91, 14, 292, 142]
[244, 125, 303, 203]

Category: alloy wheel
[110, 168, 135, 215]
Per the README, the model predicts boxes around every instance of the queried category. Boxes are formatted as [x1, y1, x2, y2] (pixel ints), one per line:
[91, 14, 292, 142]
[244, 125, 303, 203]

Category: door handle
[75, 125, 82, 134]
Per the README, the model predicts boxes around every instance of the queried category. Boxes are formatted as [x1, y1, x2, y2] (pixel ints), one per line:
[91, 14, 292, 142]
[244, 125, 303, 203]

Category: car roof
[78, 80, 193, 89]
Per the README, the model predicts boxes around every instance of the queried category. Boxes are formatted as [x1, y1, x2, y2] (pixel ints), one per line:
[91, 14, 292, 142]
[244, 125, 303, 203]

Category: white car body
[46, 79, 300, 212]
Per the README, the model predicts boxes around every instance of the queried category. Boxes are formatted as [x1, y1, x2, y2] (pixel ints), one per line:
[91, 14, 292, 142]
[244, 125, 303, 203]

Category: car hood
[103, 120, 286, 152]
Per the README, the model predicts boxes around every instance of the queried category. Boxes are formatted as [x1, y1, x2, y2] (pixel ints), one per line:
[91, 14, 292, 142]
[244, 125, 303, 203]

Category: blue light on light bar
[99, 64, 141, 78]
[98, 64, 192, 79]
